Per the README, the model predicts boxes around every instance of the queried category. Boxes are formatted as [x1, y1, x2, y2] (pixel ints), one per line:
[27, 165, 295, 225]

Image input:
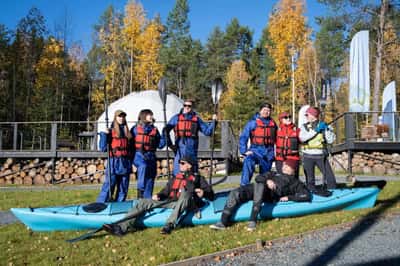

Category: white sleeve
[299, 124, 318, 143]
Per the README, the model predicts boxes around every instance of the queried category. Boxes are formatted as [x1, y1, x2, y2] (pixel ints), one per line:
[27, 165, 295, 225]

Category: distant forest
[0, 0, 399, 132]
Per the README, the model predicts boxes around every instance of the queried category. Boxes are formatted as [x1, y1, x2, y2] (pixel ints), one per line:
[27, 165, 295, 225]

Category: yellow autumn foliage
[220, 60, 249, 116]
[135, 19, 164, 90]
[267, 0, 310, 85]
[35, 37, 64, 89]
[382, 23, 400, 85]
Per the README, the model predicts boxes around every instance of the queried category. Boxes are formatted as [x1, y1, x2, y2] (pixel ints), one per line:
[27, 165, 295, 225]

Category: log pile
[332, 152, 400, 175]
[0, 157, 227, 186]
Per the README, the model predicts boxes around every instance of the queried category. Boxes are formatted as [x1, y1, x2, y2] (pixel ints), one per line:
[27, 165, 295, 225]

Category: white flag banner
[349, 30, 370, 112]
[382, 81, 397, 138]
[298, 105, 310, 127]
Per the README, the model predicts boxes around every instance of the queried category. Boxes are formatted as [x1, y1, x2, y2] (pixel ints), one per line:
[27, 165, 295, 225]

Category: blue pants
[97, 171, 130, 202]
[134, 153, 157, 199]
[240, 153, 272, 186]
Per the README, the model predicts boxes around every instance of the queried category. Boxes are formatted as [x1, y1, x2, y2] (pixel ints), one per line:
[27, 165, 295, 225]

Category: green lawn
[1, 182, 399, 266]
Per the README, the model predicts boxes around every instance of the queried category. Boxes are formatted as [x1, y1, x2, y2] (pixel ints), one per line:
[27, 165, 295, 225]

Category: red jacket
[275, 123, 300, 161]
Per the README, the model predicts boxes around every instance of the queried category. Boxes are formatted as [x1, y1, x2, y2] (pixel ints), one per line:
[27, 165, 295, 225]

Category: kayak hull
[11, 187, 380, 231]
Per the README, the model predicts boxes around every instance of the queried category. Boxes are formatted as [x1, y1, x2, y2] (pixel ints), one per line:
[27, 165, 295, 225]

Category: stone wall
[331, 152, 400, 175]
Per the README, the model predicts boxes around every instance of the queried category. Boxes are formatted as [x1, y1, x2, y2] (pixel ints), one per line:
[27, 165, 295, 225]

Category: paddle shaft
[67, 199, 173, 243]
[103, 80, 112, 201]
[209, 103, 218, 186]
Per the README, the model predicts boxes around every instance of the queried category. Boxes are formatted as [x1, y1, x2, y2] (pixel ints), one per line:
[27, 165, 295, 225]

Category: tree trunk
[372, 0, 388, 124]
[130, 48, 133, 93]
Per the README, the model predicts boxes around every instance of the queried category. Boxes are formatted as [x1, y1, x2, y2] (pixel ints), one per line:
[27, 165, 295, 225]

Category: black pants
[221, 183, 272, 226]
[302, 154, 336, 190]
[275, 160, 300, 179]
[221, 184, 254, 226]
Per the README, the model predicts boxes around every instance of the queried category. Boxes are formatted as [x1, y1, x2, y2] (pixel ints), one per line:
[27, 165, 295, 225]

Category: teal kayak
[11, 187, 380, 232]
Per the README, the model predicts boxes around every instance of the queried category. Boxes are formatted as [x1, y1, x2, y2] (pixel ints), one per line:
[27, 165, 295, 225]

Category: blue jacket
[239, 113, 277, 160]
[165, 110, 216, 152]
[130, 123, 166, 158]
[99, 124, 132, 175]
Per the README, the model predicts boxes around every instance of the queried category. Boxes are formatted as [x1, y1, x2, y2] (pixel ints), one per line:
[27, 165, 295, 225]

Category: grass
[1, 182, 399, 265]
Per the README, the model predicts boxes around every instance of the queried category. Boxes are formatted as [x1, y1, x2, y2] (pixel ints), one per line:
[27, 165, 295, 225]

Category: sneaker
[209, 222, 226, 230]
[160, 223, 174, 234]
[246, 221, 256, 231]
[102, 223, 125, 237]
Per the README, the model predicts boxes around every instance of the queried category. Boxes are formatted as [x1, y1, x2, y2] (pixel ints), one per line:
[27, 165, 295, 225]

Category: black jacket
[157, 172, 214, 207]
[255, 172, 311, 202]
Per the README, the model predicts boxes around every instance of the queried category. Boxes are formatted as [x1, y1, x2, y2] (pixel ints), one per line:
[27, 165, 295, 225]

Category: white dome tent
[97, 90, 183, 134]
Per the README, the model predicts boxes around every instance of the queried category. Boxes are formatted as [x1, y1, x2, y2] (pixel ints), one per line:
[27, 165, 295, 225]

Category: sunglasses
[183, 104, 192, 108]
[179, 161, 188, 165]
[283, 116, 291, 119]
[118, 114, 126, 118]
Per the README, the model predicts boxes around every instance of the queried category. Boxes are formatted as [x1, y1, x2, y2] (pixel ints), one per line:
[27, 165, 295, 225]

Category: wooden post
[50, 123, 57, 183]
[50, 123, 57, 152]
[13, 123, 17, 150]
[94, 122, 98, 151]
[344, 113, 355, 176]
[345, 113, 356, 140]
[220, 121, 231, 174]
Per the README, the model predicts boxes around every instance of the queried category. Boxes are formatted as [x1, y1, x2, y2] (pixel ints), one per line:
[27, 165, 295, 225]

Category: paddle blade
[211, 78, 223, 105]
[158, 77, 167, 106]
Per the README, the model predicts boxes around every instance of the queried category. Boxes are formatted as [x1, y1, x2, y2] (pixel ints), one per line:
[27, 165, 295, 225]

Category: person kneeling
[102, 156, 214, 236]
[210, 160, 310, 231]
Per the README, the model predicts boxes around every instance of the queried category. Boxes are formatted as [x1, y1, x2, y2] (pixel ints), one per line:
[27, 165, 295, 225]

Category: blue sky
[0, 0, 327, 53]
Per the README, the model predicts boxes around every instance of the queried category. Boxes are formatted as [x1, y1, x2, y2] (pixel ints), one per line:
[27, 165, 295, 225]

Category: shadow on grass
[306, 192, 400, 266]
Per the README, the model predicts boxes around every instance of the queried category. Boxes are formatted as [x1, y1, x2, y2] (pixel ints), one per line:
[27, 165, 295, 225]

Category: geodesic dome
[97, 90, 183, 135]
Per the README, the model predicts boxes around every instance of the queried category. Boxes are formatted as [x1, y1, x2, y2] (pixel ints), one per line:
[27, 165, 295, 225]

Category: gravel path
[206, 213, 400, 266]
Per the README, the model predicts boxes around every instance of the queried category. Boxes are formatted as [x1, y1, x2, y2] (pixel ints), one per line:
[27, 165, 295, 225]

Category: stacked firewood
[332, 152, 400, 175]
[0, 157, 227, 186]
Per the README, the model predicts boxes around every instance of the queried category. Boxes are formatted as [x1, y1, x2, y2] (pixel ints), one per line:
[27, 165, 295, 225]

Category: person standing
[97, 110, 133, 202]
[102, 156, 214, 236]
[239, 103, 277, 186]
[131, 109, 166, 199]
[275, 111, 301, 179]
[299, 107, 337, 192]
[164, 99, 217, 175]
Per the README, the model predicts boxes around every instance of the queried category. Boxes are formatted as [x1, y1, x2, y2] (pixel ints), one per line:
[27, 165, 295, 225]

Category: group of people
[96, 99, 216, 203]
[97, 100, 337, 235]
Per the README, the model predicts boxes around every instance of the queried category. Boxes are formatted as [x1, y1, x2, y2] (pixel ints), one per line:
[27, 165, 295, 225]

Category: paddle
[209, 78, 223, 186]
[158, 77, 172, 179]
[103, 80, 113, 201]
[66, 199, 173, 243]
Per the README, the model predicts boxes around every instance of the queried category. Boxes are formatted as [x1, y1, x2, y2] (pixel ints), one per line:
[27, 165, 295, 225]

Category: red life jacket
[110, 129, 129, 157]
[250, 118, 277, 146]
[134, 125, 157, 152]
[169, 173, 195, 199]
[174, 114, 198, 138]
[275, 124, 300, 161]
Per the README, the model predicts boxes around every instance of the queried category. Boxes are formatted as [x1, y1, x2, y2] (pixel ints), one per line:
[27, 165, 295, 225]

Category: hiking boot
[246, 221, 256, 231]
[160, 223, 174, 234]
[102, 223, 125, 237]
[209, 222, 226, 230]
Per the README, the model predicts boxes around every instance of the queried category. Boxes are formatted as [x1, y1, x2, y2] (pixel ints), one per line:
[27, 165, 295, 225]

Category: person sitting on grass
[102, 156, 214, 236]
[210, 160, 311, 231]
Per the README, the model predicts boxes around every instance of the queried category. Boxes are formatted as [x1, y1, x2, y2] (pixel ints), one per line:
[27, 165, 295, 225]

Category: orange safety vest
[174, 114, 198, 138]
[134, 125, 157, 152]
[110, 129, 129, 157]
[169, 173, 195, 199]
[275, 125, 300, 161]
[250, 118, 277, 146]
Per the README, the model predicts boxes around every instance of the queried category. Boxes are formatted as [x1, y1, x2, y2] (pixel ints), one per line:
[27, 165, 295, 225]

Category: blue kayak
[11, 187, 380, 232]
